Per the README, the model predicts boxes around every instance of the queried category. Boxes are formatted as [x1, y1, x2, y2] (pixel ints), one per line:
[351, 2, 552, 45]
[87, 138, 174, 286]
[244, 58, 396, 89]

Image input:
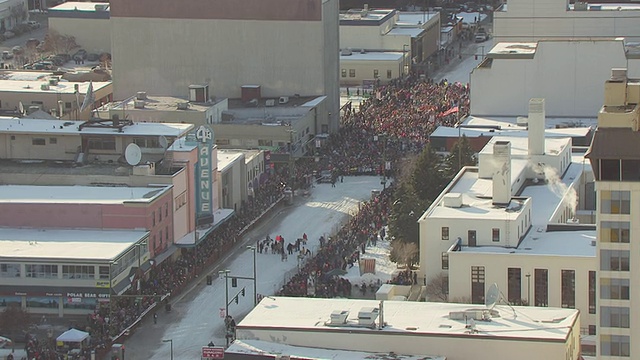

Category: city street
[123, 176, 384, 359]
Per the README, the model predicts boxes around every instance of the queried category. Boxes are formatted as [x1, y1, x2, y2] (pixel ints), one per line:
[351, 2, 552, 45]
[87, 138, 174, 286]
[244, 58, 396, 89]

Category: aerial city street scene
[0, 0, 638, 359]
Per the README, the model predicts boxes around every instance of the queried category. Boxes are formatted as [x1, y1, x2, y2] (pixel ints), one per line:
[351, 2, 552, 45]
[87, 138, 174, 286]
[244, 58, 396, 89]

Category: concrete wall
[494, 0, 640, 42]
[48, 17, 111, 53]
[448, 251, 596, 329]
[0, 134, 81, 160]
[470, 40, 640, 117]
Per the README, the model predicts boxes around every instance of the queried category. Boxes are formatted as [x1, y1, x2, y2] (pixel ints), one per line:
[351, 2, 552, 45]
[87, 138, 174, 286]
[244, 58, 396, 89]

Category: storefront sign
[96, 281, 110, 288]
[195, 125, 214, 221]
[66, 292, 110, 299]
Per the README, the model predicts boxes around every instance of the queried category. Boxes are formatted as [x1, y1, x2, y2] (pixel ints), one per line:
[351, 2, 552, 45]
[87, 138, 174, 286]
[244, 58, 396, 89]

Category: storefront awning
[175, 208, 235, 248]
[153, 244, 178, 265]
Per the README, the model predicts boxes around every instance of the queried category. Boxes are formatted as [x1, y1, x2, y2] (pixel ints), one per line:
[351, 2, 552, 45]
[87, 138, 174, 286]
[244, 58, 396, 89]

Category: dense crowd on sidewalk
[77, 75, 468, 355]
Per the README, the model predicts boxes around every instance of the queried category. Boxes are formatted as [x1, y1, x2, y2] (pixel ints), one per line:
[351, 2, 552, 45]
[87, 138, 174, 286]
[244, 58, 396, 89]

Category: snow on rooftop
[50, 1, 109, 11]
[0, 118, 193, 137]
[0, 79, 109, 94]
[0, 185, 171, 204]
[166, 137, 198, 152]
[397, 12, 438, 25]
[340, 52, 404, 61]
[217, 151, 244, 172]
[300, 96, 326, 108]
[240, 297, 578, 341]
[480, 136, 569, 157]
[456, 12, 488, 24]
[227, 339, 446, 360]
[463, 115, 597, 130]
[102, 95, 218, 112]
[489, 42, 538, 56]
[431, 125, 591, 139]
[459, 230, 596, 257]
[0, 228, 147, 261]
[387, 27, 424, 37]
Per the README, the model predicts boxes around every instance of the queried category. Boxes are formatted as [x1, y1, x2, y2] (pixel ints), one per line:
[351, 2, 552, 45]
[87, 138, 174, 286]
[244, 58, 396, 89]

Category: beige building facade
[109, 0, 340, 133]
[586, 69, 640, 359]
[48, 2, 111, 53]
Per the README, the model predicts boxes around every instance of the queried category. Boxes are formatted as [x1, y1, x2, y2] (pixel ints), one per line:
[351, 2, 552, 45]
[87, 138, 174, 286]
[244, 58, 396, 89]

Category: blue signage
[195, 125, 214, 222]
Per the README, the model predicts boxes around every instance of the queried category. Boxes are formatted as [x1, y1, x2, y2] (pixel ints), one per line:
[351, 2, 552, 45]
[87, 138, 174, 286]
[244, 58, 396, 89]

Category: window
[152, 211, 156, 226]
[373, 69, 379, 78]
[561, 269, 575, 308]
[175, 191, 187, 210]
[600, 306, 630, 328]
[600, 159, 620, 181]
[165, 226, 169, 242]
[65, 102, 72, 109]
[441, 227, 449, 240]
[98, 266, 109, 280]
[588, 325, 596, 335]
[165, 203, 168, 217]
[534, 268, 548, 307]
[32, 138, 46, 145]
[159, 208, 162, 222]
[25, 264, 58, 279]
[601, 278, 630, 300]
[588, 271, 596, 314]
[49, 137, 57, 145]
[133, 137, 162, 148]
[600, 335, 630, 357]
[387, 70, 392, 79]
[600, 221, 630, 243]
[492, 228, 500, 242]
[0, 263, 20, 277]
[601, 191, 630, 214]
[62, 265, 95, 280]
[349, 69, 356, 77]
[87, 137, 116, 151]
[507, 268, 521, 304]
[341, 69, 347, 78]
[441, 253, 449, 270]
[471, 266, 485, 304]
[601, 250, 630, 271]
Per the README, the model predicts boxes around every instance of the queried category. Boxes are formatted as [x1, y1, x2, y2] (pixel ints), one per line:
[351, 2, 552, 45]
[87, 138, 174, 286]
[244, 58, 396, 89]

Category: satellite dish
[485, 283, 500, 310]
[18, 101, 24, 115]
[158, 135, 168, 149]
[125, 143, 142, 166]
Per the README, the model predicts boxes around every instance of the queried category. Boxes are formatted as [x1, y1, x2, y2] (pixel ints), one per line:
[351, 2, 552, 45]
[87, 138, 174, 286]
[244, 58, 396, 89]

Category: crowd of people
[72, 74, 468, 356]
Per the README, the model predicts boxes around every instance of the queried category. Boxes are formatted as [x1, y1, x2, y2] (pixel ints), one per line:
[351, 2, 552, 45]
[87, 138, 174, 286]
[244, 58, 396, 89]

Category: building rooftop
[340, 51, 404, 61]
[49, 1, 109, 12]
[98, 95, 224, 113]
[0, 184, 171, 204]
[431, 125, 592, 139]
[488, 39, 640, 59]
[0, 228, 147, 261]
[387, 28, 424, 37]
[217, 151, 244, 172]
[478, 135, 570, 157]
[227, 339, 445, 360]
[0, 75, 110, 95]
[462, 114, 598, 130]
[0, 118, 193, 137]
[339, 9, 395, 24]
[397, 11, 439, 25]
[223, 97, 321, 125]
[240, 297, 579, 342]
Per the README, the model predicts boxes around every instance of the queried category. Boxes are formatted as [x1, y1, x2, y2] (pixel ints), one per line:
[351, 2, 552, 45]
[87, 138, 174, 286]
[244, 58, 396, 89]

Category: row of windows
[441, 227, 501, 242]
[340, 69, 393, 79]
[4, 264, 110, 280]
[600, 190, 630, 214]
[175, 191, 187, 211]
[467, 267, 592, 312]
[151, 203, 170, 227]
[32, 138, 57, 146]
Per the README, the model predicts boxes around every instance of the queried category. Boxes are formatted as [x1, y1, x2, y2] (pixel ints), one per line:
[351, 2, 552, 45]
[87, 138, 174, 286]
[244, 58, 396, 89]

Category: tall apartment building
[109, 0, 340, 134]
[586, 68, 640, 359]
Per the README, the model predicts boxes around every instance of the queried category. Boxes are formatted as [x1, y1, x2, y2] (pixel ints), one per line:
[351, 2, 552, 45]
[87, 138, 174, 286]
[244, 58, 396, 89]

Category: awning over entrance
[153, 244, 178, 265]
[175, 208, 235, 248]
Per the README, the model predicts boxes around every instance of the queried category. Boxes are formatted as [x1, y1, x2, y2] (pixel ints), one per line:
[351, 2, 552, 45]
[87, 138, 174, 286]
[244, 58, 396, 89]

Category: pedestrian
[153, 312, 157, 324]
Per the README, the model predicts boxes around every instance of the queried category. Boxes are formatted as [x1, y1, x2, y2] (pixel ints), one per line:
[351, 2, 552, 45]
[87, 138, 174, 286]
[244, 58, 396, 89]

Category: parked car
[475, 28, 489, 42]
[0, 335, 12, 349]
[2, 51, 12, 60]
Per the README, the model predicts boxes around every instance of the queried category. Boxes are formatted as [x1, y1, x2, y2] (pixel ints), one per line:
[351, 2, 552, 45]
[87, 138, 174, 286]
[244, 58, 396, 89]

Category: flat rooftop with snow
[0, 118, 193, 136]
[0, 185, 171, 204]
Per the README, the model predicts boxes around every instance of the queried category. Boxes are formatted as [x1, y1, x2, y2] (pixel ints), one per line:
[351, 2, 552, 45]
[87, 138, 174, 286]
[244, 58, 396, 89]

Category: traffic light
[234, 296, 239, 304]
[241, 288, 245, 297]
[231, 277, 237, 287]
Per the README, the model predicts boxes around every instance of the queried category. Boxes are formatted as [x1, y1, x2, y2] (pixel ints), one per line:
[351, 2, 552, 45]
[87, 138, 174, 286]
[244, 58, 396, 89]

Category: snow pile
[340, 236, 396, 286]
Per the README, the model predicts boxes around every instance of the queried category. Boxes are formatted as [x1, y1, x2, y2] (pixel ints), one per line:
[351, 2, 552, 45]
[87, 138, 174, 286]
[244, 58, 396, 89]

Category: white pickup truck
[475, 28, 489, 43]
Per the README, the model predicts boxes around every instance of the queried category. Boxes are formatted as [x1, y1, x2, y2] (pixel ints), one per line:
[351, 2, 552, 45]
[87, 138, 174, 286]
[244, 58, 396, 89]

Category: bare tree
[41, 29, 79, 55]
[389, 240, 419, 268]
[425, 272, 449, 302]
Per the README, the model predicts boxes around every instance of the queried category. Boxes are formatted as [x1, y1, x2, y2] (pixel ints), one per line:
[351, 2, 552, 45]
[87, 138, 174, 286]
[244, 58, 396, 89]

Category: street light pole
[162, 339, 173, 360]
[219, 270, 230, 317]
[247, 246, 257, 306]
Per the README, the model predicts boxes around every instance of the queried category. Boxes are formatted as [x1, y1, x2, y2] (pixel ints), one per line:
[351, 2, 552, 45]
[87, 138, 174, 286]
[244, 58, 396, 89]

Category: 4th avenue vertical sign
[195, 125, 214, 225]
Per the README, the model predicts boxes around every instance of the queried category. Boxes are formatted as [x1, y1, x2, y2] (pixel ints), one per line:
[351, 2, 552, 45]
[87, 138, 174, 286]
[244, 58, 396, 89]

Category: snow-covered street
[123, 176, 385, 359]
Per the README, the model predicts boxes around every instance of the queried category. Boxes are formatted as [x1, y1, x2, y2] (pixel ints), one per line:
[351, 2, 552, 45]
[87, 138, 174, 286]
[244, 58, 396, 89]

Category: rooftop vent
[341, 48, 353, 56]
[357, 307, 379, 326]
[611, 68, 627, 82]
[177, 102, 189, 110]
[49, 78, 59, 86]
[443, 193, 463, 208]
[40, 83, 50, 91]
[134, 100, 145, 109]
[329, 310, 349, 325]
[279, 96, 289, 104]
[265, 99, 275, 107]
[95, 4, 108, 11]
[136, 91, 147, 100]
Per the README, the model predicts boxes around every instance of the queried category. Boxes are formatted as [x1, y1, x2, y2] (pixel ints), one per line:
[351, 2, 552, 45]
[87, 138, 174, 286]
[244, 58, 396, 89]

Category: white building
[419, 98, 598, 331]
[493, 0, 640, 43]
[235, 297, 581, 360]
[470, 39, 640, 118]
[339, 51, 407, 86]
[586, 68, 639, 359]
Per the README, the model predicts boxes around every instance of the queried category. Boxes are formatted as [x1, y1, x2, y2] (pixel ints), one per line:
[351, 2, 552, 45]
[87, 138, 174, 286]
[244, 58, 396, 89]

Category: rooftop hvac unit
[341, 48, 353, 56]
[357, 307, 379, 326]
[49, 78, 59, 86]
[279, 96, 289, 104]
[443, 193, 463, 208]
[329, 310, 349, 325]
[265, 99, 276, 107]
[95, 4, 108, 11]
[611, 68, 627, 81]
[41, 83, 50, 90]
[134, 100, 145, 109]
[136, 91, 147, 100]
[516, 116, 528, 126]
[574, 2, 588, 10]
[177, 102, 189, 110]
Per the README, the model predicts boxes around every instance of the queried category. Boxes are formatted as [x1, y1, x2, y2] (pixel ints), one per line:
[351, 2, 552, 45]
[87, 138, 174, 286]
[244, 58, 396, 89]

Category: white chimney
[492, 141, 511, 205]
[528, 98, 545, 156]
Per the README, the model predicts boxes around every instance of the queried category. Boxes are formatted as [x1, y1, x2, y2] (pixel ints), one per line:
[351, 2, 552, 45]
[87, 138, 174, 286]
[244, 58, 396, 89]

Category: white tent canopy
[56, 329, 90, 343]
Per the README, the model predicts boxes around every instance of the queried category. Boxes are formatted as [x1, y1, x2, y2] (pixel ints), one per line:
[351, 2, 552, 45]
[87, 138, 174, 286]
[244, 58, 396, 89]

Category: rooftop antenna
[486, 283, 517, 319]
